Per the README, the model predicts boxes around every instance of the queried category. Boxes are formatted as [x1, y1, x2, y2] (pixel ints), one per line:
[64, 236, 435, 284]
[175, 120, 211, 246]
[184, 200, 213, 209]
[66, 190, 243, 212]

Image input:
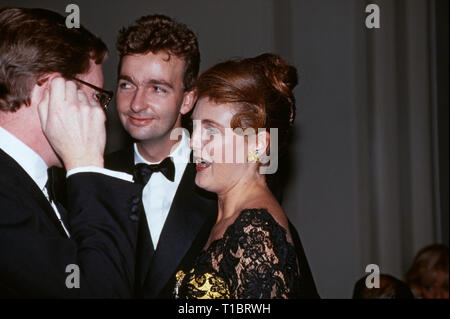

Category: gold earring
[248, 150, 259, 163]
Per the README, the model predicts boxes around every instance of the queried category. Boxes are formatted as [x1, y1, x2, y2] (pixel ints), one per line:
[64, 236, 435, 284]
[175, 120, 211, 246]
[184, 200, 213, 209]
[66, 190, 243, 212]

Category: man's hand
[38, 77, 106, 171]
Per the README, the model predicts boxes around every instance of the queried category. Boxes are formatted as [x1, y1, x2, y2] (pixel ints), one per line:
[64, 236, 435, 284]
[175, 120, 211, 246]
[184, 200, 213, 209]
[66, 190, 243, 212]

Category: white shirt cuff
[66, 166, 134, 182]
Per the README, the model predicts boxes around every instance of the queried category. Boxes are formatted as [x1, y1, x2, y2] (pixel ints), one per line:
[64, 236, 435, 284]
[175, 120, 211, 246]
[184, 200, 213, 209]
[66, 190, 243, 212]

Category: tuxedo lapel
[49, 166, 69, 227]
[134, 205, 155, 295]
[0, 149, 68, 237]
[105, 145, 155, 294]
[29, 183, 69, 238]
[143, 163, 216, 298]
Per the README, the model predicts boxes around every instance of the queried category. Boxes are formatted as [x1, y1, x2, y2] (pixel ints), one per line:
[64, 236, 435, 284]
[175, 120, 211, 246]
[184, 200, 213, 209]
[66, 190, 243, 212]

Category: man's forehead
[120, 52, 185, 85]
[122, 51, 185, 69]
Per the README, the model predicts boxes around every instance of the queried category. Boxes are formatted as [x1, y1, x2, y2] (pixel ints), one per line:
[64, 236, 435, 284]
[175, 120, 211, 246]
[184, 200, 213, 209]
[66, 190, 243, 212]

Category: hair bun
[251, 53, 298, 125]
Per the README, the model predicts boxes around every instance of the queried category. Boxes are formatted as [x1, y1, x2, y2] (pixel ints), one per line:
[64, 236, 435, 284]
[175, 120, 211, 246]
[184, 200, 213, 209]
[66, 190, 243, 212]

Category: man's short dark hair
[116, 14, 200, 91]
[0, 7, 107, 112]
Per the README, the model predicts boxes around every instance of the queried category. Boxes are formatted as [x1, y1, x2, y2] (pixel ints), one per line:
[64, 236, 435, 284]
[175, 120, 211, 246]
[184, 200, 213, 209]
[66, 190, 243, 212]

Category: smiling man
[105, 14, 217, 298]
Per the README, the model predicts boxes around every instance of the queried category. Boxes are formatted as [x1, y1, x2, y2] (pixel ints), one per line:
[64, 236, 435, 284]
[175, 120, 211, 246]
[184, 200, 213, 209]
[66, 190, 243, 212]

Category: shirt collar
[0, 126, 49, 191]
[134, 128, 191, 166]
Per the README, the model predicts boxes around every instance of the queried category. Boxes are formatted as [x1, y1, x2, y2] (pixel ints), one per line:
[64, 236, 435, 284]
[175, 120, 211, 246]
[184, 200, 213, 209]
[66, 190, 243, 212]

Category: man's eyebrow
[118, 75, 174, 90]
[145, 79, 174, 90]
[118, 75, 134, 83]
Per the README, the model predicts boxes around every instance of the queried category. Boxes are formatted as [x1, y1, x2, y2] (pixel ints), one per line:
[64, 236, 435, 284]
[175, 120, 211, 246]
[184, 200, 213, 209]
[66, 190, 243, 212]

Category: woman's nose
[190, 120, 202, 151]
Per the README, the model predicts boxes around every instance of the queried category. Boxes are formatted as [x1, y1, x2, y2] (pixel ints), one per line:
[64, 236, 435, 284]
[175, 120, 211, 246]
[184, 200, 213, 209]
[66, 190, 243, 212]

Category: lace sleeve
[219, 209, 300, 299]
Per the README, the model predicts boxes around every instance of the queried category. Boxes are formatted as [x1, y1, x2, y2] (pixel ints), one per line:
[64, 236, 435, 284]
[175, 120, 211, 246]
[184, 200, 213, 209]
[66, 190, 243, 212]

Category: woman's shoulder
[235, 208, 284, 228]
[224, 207, 294, 247]
[220, 207, 301, 298]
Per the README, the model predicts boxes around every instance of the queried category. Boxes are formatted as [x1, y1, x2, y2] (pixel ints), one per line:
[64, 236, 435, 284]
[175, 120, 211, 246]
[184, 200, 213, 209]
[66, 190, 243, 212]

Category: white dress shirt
[0, 126, 133, 238]
[134, 129, 191, 249]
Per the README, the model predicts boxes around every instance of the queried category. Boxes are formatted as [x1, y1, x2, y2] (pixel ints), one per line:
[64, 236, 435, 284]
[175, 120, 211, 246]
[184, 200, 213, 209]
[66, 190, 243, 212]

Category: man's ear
[180, 89, 196, 115]
[32, 73, 62, 106]
[36, 72, 62, 89]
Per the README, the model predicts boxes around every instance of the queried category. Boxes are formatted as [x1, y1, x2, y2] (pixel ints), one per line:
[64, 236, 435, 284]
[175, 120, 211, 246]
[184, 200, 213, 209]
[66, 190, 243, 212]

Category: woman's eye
[206, 127, 219, 134]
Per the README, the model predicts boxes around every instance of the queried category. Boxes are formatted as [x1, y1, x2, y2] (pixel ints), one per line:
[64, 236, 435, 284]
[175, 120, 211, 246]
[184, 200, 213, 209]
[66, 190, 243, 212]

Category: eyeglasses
[72, 77, 113, 110]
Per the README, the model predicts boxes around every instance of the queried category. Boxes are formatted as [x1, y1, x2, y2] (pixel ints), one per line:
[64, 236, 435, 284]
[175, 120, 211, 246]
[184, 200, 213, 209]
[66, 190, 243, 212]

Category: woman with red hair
[174, 53, 318, 299]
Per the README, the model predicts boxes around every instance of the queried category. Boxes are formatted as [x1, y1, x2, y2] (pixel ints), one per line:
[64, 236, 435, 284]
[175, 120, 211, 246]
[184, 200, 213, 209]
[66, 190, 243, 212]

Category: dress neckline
[202, 208, 292, 253]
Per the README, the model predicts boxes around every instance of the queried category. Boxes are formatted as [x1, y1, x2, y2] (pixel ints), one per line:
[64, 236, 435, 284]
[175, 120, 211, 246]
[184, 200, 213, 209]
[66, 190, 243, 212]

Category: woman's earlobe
[247, 150, 259, 163]
[256, 130, 270, 154]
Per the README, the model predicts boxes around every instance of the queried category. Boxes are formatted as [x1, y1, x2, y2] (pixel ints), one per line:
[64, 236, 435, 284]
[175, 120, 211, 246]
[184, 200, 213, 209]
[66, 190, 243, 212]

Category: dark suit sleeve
[0, 173, 142, 298]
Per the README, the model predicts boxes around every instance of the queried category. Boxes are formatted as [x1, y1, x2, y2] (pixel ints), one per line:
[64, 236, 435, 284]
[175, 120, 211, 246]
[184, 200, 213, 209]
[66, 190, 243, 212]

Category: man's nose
[130, 89, 147, 113]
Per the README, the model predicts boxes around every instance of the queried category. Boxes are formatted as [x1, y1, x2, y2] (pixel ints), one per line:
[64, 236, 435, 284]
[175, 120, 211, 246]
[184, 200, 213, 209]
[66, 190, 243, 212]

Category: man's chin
[127, 126, 161, 142]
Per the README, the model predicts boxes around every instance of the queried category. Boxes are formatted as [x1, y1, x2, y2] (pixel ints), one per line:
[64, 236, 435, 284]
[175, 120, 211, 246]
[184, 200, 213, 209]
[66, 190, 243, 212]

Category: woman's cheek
[207, 140, 223, 164]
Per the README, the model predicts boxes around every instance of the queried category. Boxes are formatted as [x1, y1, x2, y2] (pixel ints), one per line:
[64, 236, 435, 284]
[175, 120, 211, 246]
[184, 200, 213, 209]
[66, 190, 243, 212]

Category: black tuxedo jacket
[105, 146, 218, 298]
[0, 149, 142, 298]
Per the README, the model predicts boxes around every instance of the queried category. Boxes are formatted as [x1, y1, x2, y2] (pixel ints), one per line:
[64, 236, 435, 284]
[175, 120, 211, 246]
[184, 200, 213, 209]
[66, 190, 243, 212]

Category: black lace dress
[174, 209, 301, 299]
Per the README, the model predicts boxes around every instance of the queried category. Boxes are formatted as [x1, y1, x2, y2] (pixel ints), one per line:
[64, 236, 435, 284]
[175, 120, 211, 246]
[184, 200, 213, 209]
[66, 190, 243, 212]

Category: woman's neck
[216, 171, 268, 223]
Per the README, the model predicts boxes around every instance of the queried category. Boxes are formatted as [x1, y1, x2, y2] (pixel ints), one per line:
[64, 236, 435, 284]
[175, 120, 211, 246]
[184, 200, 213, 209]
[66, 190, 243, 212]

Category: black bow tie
[132, 157, 175, 186]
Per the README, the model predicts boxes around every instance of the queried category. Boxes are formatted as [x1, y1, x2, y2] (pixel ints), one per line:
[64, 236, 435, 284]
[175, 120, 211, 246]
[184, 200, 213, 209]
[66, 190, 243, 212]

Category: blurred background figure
[406, 244, 449, 299]
[352, 274, 414, 299]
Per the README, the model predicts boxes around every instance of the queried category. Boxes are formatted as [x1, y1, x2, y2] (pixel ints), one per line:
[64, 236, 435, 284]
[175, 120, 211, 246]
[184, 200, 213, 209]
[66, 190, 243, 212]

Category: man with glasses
[72, 77, 113, 110]
[0, 7, 141, 297]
